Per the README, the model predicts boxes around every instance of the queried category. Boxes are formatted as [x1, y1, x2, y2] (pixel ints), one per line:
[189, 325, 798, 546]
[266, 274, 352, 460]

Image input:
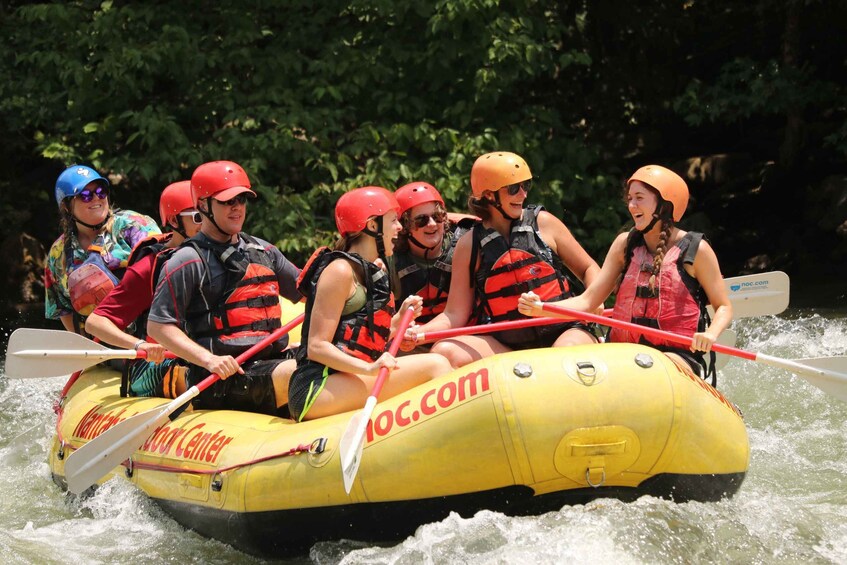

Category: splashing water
[1, 310, 846, 564]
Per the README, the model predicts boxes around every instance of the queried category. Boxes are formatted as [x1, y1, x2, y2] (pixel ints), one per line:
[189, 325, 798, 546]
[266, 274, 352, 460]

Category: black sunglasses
[216, 193, 249, 206]
[411, 210, 447, 229]
[76, 185, 109, 203]
[502, 179, 532, 196]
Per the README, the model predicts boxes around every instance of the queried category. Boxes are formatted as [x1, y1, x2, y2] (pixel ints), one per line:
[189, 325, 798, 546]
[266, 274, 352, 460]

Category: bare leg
[430, 335, 512, 369]
[301, 353, 450, 420]
[271, 358, 297, 407]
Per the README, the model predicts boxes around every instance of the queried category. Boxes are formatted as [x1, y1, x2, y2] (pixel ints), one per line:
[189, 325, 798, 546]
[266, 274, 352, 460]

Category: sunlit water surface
[1, 309, 846, 564]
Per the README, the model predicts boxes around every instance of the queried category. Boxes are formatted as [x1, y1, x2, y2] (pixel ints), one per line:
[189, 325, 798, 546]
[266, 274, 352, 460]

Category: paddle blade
[713, 329, 737, 370]
[64, 403, 172, 494]
[339, 396, 377, 494]
[4, 328, 126, 378]
[712, 271, 790, 318]
[791, 356, 847, 403]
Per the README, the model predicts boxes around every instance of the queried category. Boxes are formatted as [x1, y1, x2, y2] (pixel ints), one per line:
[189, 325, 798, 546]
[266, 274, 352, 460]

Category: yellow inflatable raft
[48, 340, 748, 556]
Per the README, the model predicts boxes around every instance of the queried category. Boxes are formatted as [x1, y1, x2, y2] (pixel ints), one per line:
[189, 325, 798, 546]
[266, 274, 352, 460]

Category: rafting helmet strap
[200, 196, 235, 237]
[482, 191, 514, 221]
[362, 216, 387, 261]
[73, 209, 112, 231]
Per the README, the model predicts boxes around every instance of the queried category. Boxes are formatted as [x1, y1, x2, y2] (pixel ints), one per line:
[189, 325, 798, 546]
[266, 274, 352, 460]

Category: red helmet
[395, 182, 444, 217]
[158, 181, 194, 227]
[470, 152, 532, 198]
[190, 160, 256, 205]
[627, 165, 689, 222]
[335, 186, 399, 236]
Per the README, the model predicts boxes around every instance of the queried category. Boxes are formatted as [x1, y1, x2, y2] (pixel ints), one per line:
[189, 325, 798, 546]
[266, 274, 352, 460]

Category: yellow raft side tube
[49, 342, 748, 553]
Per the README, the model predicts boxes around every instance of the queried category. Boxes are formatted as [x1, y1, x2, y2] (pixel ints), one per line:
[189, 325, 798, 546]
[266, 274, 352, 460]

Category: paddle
[4, 329, 178, 379]
[536, 302, 847, 403]
[63, 313, 305, 495]
[417, 271, 788, 343]
[339, 306, 416, 494]
[710, 271, 789, 319]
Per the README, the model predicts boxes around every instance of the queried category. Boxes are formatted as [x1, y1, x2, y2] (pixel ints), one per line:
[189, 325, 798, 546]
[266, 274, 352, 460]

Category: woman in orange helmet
[408, 152, 601, 368]
[518, 165, 733, 382]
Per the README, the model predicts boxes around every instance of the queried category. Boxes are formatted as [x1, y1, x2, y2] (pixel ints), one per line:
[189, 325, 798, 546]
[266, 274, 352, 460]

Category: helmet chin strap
[73, 210, 112, 231]
[638, 202, 673, 234]
[638, 214, 661, 234]
[485, 192, 517, 221]
[407, 233, 438, 252]
[200, 198, 235, 238]
[363, 216, 387, 261]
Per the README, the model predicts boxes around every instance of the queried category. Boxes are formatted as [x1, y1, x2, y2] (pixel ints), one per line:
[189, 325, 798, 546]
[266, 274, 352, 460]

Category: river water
[1, 305, 846, 564]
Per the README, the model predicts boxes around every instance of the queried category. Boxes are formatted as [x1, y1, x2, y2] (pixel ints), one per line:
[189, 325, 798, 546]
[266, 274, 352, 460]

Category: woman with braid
[518, 165, 732, 382]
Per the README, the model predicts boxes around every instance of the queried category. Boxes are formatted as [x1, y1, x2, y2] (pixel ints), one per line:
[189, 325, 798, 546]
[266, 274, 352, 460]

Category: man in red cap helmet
[147, 161, 302, 416]
[86, 180, 201, 398]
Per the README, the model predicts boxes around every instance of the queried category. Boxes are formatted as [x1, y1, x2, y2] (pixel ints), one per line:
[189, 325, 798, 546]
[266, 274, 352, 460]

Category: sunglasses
[76, 185, 109, 203]
[216, 193, 249, 206]
[179, 210, 202, 224]
[502, 179, 532, 196]
[411, 210, 447, 229]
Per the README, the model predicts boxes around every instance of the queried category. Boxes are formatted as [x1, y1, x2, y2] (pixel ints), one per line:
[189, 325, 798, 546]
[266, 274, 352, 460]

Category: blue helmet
[54, 165, 110, 206]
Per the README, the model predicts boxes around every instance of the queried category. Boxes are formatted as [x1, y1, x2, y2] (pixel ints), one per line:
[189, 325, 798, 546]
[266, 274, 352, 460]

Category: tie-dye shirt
[45, 209, 161, 320]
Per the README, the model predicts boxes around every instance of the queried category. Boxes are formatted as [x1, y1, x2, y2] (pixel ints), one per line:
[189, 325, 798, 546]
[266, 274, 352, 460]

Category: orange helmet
[470, 152, 532, 198]
[190, 160, 256, 205]
[395, 182, 444, 216]
[335, 186, 399, 236]
[627, 165, 689, 222]
[158, 181, 194, 227]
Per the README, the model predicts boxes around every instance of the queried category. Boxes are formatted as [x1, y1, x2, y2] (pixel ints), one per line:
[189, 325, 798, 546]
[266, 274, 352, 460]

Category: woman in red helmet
[390, 181, 477, 325]
[408, 152, 601, 368]
[519, 165, 733, 382]
[288, 187, 451, 422]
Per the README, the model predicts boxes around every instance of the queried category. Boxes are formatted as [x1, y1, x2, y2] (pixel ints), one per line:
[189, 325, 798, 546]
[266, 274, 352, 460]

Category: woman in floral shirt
[45, 165, 161, 333]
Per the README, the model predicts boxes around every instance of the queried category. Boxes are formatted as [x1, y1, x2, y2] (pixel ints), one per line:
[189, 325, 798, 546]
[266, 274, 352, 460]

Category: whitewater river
[1, 306, 846, 564]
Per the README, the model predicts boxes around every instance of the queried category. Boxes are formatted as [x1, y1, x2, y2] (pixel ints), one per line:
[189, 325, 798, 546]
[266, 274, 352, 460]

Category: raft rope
[120, 437, 327, 477]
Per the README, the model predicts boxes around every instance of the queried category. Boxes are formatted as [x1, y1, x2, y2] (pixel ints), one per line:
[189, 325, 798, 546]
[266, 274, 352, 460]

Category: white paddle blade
[339, 396, 378, 494]
[712, 271, 790, 319]
[64, 404, 171, 495]
[713, 329, 737, 370]
[790, 356, 847, 403]
[4, 328, 134, 378]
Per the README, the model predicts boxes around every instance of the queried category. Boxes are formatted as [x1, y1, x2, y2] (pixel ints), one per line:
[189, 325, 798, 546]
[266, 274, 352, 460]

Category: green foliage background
[0, 0, 844, 278]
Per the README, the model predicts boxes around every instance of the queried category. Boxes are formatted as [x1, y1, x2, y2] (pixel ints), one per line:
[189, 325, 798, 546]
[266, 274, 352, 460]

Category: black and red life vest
[393, 217, 475, 323]
[183, 234, 284, 356]
[610, 232, 709, 347]
[470, 205, 573, 345]
[297, 247, 394, 363]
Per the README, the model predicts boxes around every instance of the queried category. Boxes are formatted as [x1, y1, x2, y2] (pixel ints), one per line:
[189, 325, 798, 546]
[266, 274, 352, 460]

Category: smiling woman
[44, 164, 161, 334]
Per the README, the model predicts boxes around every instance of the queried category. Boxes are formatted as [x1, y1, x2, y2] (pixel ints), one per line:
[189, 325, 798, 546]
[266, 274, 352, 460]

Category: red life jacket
[393, 217, 475, 323]
[610, 232, 708, 347]
[127, 232, 173, 267]
[297, 247, 394, 363]
[184, 234, 284, 356]
[66, 233, 123, 317]
[470, 205, 573, 345]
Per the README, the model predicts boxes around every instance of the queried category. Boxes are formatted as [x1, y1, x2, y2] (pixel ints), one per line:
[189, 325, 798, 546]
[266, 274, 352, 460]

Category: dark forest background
[1, 0, 845, 321]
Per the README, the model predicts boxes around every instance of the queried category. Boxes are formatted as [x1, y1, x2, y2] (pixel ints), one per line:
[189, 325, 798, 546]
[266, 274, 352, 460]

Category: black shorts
[188, 358, 285, 416]
[495, 320, 597, 350]
[288, 360, 337, 422]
